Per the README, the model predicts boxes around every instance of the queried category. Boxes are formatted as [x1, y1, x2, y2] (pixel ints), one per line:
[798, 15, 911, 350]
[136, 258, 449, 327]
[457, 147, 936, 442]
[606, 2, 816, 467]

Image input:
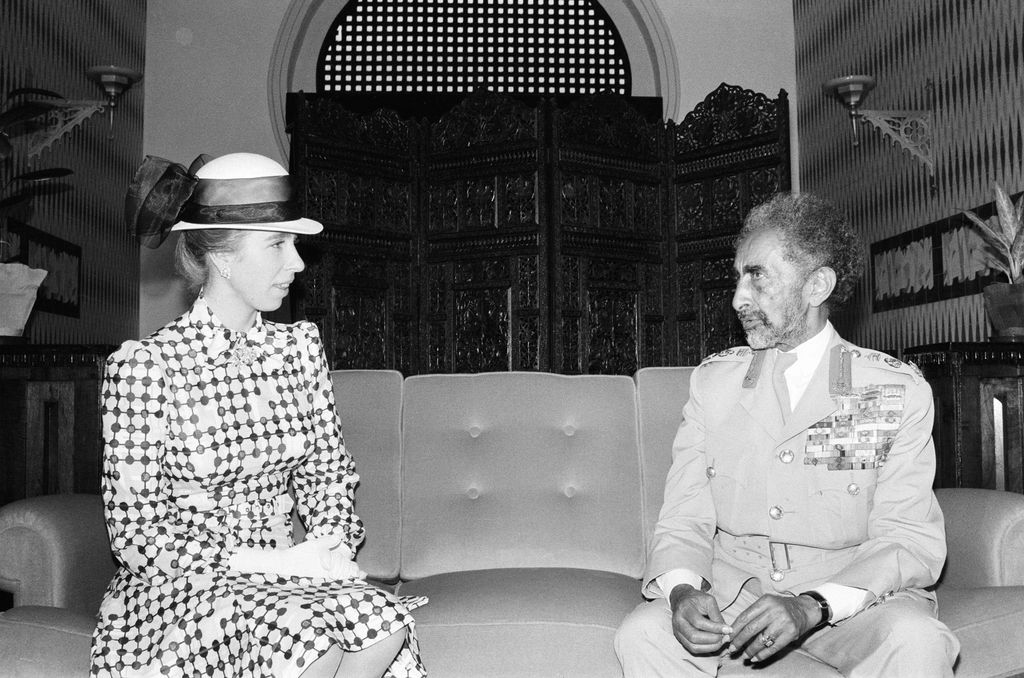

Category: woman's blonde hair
[174, 229, 247, 293]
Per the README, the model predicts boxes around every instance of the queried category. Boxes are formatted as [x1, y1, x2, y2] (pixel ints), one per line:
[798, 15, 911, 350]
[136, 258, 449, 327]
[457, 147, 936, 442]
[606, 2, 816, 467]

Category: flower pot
[983, 282, 1024, 340]
[0, 262, 47, 337]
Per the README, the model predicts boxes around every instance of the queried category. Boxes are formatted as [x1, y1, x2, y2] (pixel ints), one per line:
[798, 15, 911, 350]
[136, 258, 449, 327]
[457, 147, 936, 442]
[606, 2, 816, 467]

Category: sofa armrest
[0, 494, 115, 616]
[935, 487, 1024, 589]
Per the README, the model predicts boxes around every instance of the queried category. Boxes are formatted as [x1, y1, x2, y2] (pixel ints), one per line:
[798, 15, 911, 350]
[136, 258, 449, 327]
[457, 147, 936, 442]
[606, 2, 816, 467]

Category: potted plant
[962, 182, 1024, 340]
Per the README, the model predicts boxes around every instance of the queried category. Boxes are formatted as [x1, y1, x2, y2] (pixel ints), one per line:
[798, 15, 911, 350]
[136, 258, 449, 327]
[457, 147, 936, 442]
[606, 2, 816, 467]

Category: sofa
[2, 368, 1024, 678]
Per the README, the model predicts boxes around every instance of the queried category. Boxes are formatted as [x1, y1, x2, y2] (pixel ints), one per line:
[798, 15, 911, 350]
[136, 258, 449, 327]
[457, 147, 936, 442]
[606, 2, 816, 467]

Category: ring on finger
[759, 633, 776, 648]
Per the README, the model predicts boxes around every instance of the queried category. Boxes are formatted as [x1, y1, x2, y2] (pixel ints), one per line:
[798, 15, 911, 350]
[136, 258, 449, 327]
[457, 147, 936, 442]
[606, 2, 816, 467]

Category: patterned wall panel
[795, 0, 1024, 351]
[0, 0, 144, 345]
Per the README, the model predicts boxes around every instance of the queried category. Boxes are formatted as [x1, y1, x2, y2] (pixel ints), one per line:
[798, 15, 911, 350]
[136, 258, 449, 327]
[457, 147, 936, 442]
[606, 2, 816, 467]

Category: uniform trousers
[614, 585, 959, 677]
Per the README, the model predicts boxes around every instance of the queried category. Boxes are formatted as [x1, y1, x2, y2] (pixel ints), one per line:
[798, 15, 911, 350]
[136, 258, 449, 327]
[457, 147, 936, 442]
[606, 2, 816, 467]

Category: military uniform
[616, 331, 959, 676]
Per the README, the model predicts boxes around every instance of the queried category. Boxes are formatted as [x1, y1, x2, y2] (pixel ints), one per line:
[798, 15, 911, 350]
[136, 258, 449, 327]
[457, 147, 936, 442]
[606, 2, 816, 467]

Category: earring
[212, 260, 231, 280]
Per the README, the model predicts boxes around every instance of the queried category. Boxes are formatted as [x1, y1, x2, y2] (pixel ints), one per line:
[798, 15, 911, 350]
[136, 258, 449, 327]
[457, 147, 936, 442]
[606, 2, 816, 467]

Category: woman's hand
[228, 534, 366, 580]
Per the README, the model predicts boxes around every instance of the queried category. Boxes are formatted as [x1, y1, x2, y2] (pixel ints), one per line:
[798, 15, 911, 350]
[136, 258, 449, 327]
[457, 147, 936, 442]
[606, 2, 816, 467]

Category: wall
[140, 0, 797, 337]
[796, 0, 1024, 351]
[654, 0, 797, 177]
[141, 1, 291, 336]
[0, 0, 145, 344]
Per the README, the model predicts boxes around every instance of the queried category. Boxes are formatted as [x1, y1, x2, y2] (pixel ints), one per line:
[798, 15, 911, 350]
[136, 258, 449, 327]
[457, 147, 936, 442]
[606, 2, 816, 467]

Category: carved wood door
[422, 92, 548, 373]
[551, 94, 667, 375]
[669, 84, 791, 365]
[289, 99, 418, 373]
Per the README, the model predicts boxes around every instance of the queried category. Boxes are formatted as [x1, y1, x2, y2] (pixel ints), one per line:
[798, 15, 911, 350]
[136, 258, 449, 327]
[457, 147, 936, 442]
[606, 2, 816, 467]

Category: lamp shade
[823, 75, 876, 113]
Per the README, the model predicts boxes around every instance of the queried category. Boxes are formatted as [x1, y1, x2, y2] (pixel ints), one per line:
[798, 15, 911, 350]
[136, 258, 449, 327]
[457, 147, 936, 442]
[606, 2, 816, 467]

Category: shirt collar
[785, 320, 835, 369]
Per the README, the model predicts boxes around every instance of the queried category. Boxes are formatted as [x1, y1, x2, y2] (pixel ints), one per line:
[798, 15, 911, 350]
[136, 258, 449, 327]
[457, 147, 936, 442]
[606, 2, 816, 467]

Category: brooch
[230, 342, 259, 366]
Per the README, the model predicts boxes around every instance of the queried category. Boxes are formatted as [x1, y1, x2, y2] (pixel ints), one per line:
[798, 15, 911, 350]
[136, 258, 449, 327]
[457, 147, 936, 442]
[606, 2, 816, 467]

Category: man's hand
[729, 593, 821, 662]
[668, 583, 732, 655]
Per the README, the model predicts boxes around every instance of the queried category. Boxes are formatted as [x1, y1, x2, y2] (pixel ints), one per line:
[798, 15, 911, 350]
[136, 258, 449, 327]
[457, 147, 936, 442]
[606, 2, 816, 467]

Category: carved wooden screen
[287, 84, 789, 374]
[551, 94, 666, 374]
[422, 91, 548, 373]
[288, 98, 418, 373]
[669, 83, 791, 365]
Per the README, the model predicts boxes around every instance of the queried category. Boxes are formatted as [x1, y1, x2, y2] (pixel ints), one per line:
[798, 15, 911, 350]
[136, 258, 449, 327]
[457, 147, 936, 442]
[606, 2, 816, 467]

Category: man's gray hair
[738, 192, 864, 307]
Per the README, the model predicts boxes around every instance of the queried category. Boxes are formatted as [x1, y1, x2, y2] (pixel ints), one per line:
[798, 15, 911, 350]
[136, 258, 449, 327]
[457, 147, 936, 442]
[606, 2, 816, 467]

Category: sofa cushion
[634, 367, 693, 546]
[400, 372, 643, 579]
[398, 568, 639, 678]
[330, 370, 404, 581]
[0, 606, 94, 678]
[937, 586, 1024, 678]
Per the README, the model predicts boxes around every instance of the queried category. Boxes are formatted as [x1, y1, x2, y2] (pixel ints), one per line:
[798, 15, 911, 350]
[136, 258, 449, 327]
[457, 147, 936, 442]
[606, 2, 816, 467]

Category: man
[615, 193, 959, 676]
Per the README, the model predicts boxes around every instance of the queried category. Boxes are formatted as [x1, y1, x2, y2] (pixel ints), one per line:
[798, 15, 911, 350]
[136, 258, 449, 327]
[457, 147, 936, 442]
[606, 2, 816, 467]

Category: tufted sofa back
[400, 372, 644, 580]
[331, 369, 695, 583]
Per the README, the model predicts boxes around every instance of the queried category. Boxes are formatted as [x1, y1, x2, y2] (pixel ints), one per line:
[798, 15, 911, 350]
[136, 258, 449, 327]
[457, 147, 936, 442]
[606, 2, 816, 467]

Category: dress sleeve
[101, 341, 230, 584]
[290, 323, 365, 548]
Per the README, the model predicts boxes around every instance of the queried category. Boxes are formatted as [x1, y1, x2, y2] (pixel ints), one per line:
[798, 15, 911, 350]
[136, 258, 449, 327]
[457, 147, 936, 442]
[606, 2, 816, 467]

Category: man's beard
[737, 302, 807, 350]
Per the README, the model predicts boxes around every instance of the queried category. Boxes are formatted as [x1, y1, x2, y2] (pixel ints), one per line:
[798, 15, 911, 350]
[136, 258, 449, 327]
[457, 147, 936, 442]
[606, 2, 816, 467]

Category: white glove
[228, 534, 366, 580]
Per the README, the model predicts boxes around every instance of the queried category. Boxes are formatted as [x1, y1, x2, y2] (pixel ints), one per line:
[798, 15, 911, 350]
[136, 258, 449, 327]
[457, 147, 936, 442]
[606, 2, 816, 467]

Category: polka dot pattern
[90, 297, 426, 677]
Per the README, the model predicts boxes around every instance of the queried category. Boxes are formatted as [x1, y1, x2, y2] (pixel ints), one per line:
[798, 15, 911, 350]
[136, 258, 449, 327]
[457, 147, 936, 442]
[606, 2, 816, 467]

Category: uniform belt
[716, 530, 842, 572]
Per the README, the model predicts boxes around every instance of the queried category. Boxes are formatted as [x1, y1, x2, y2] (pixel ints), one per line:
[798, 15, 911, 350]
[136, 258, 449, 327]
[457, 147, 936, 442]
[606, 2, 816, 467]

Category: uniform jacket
[643, 331, 946, 614]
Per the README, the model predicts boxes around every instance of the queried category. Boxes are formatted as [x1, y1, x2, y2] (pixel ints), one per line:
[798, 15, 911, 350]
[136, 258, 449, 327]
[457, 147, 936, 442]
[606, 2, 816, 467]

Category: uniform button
[770, 569, 785, 582]
[778, 449, 794, 464]
[847, 483, 860, 495]
[706, 466, 717, 478]
[768, 505, 783, 520]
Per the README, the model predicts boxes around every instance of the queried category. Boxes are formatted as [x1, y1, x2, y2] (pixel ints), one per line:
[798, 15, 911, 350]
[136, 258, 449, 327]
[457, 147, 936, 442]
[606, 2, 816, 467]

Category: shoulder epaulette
[698, 346, 753, 367]
[842, 345, 924, 384]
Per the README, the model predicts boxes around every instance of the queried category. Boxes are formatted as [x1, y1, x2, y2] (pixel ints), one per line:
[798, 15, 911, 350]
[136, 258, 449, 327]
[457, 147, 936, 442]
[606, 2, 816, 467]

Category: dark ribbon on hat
[124, 155, 301, 248]
[178, 176, 301, 224]
[125, 154, 210, 249]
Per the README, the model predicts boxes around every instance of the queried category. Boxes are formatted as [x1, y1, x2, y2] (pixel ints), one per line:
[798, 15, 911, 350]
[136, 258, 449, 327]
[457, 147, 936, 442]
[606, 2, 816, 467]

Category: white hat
[170, 152, 322, 235]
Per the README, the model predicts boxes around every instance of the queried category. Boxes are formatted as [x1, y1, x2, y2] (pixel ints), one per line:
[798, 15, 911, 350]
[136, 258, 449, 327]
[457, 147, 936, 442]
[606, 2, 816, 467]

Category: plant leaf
[5, 87, 64, 102]
[0, 100, 60, 132]
[962, 209, 1011, 247]
[0, 191, 31, 211]
[1012, 213, 1024, 283]
[963, 208, 1014, 281]
[993, 182, 1020, 244]
[9, 167, 74, 184]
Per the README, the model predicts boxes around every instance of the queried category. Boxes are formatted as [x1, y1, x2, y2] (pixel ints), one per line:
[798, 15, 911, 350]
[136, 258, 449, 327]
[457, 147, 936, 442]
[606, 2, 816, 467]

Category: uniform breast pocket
[805, 466, 878, 546]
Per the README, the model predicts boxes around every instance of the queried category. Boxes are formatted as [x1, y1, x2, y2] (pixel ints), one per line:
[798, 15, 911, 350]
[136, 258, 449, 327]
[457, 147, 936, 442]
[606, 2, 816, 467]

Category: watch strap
[801, 590, 832, 629]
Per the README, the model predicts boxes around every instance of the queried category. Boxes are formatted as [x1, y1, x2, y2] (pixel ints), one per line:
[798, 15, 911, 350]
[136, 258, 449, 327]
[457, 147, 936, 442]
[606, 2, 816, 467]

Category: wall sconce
[0, 64, 141, 160]
[86, 65, 143, 136]
[823, 74, 934, 175]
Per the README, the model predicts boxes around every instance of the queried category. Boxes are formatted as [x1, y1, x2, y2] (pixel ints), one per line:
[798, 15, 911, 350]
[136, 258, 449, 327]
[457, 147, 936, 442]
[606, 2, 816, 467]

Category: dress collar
[188, 296, 286, 370]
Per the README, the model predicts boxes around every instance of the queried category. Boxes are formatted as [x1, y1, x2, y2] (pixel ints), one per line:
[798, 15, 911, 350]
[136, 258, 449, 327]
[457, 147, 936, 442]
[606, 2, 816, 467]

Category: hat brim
[170, 217, 323, 235]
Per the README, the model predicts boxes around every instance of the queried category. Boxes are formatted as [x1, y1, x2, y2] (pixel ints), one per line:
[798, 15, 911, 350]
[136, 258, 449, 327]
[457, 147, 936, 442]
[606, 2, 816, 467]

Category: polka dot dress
[90, 297, 426, 677]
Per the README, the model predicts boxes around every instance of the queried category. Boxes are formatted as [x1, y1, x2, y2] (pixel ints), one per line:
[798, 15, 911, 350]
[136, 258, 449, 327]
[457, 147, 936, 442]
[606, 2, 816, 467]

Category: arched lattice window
[317, 0, 631, 96]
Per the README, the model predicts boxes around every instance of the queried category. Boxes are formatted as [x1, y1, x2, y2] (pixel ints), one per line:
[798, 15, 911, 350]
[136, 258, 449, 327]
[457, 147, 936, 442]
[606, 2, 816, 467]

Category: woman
[91, 152, 426, 678]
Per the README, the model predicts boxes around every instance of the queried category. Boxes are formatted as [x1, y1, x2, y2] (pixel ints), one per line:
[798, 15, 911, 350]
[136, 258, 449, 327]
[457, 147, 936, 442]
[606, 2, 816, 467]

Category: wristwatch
[801, 590, 832, 630]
